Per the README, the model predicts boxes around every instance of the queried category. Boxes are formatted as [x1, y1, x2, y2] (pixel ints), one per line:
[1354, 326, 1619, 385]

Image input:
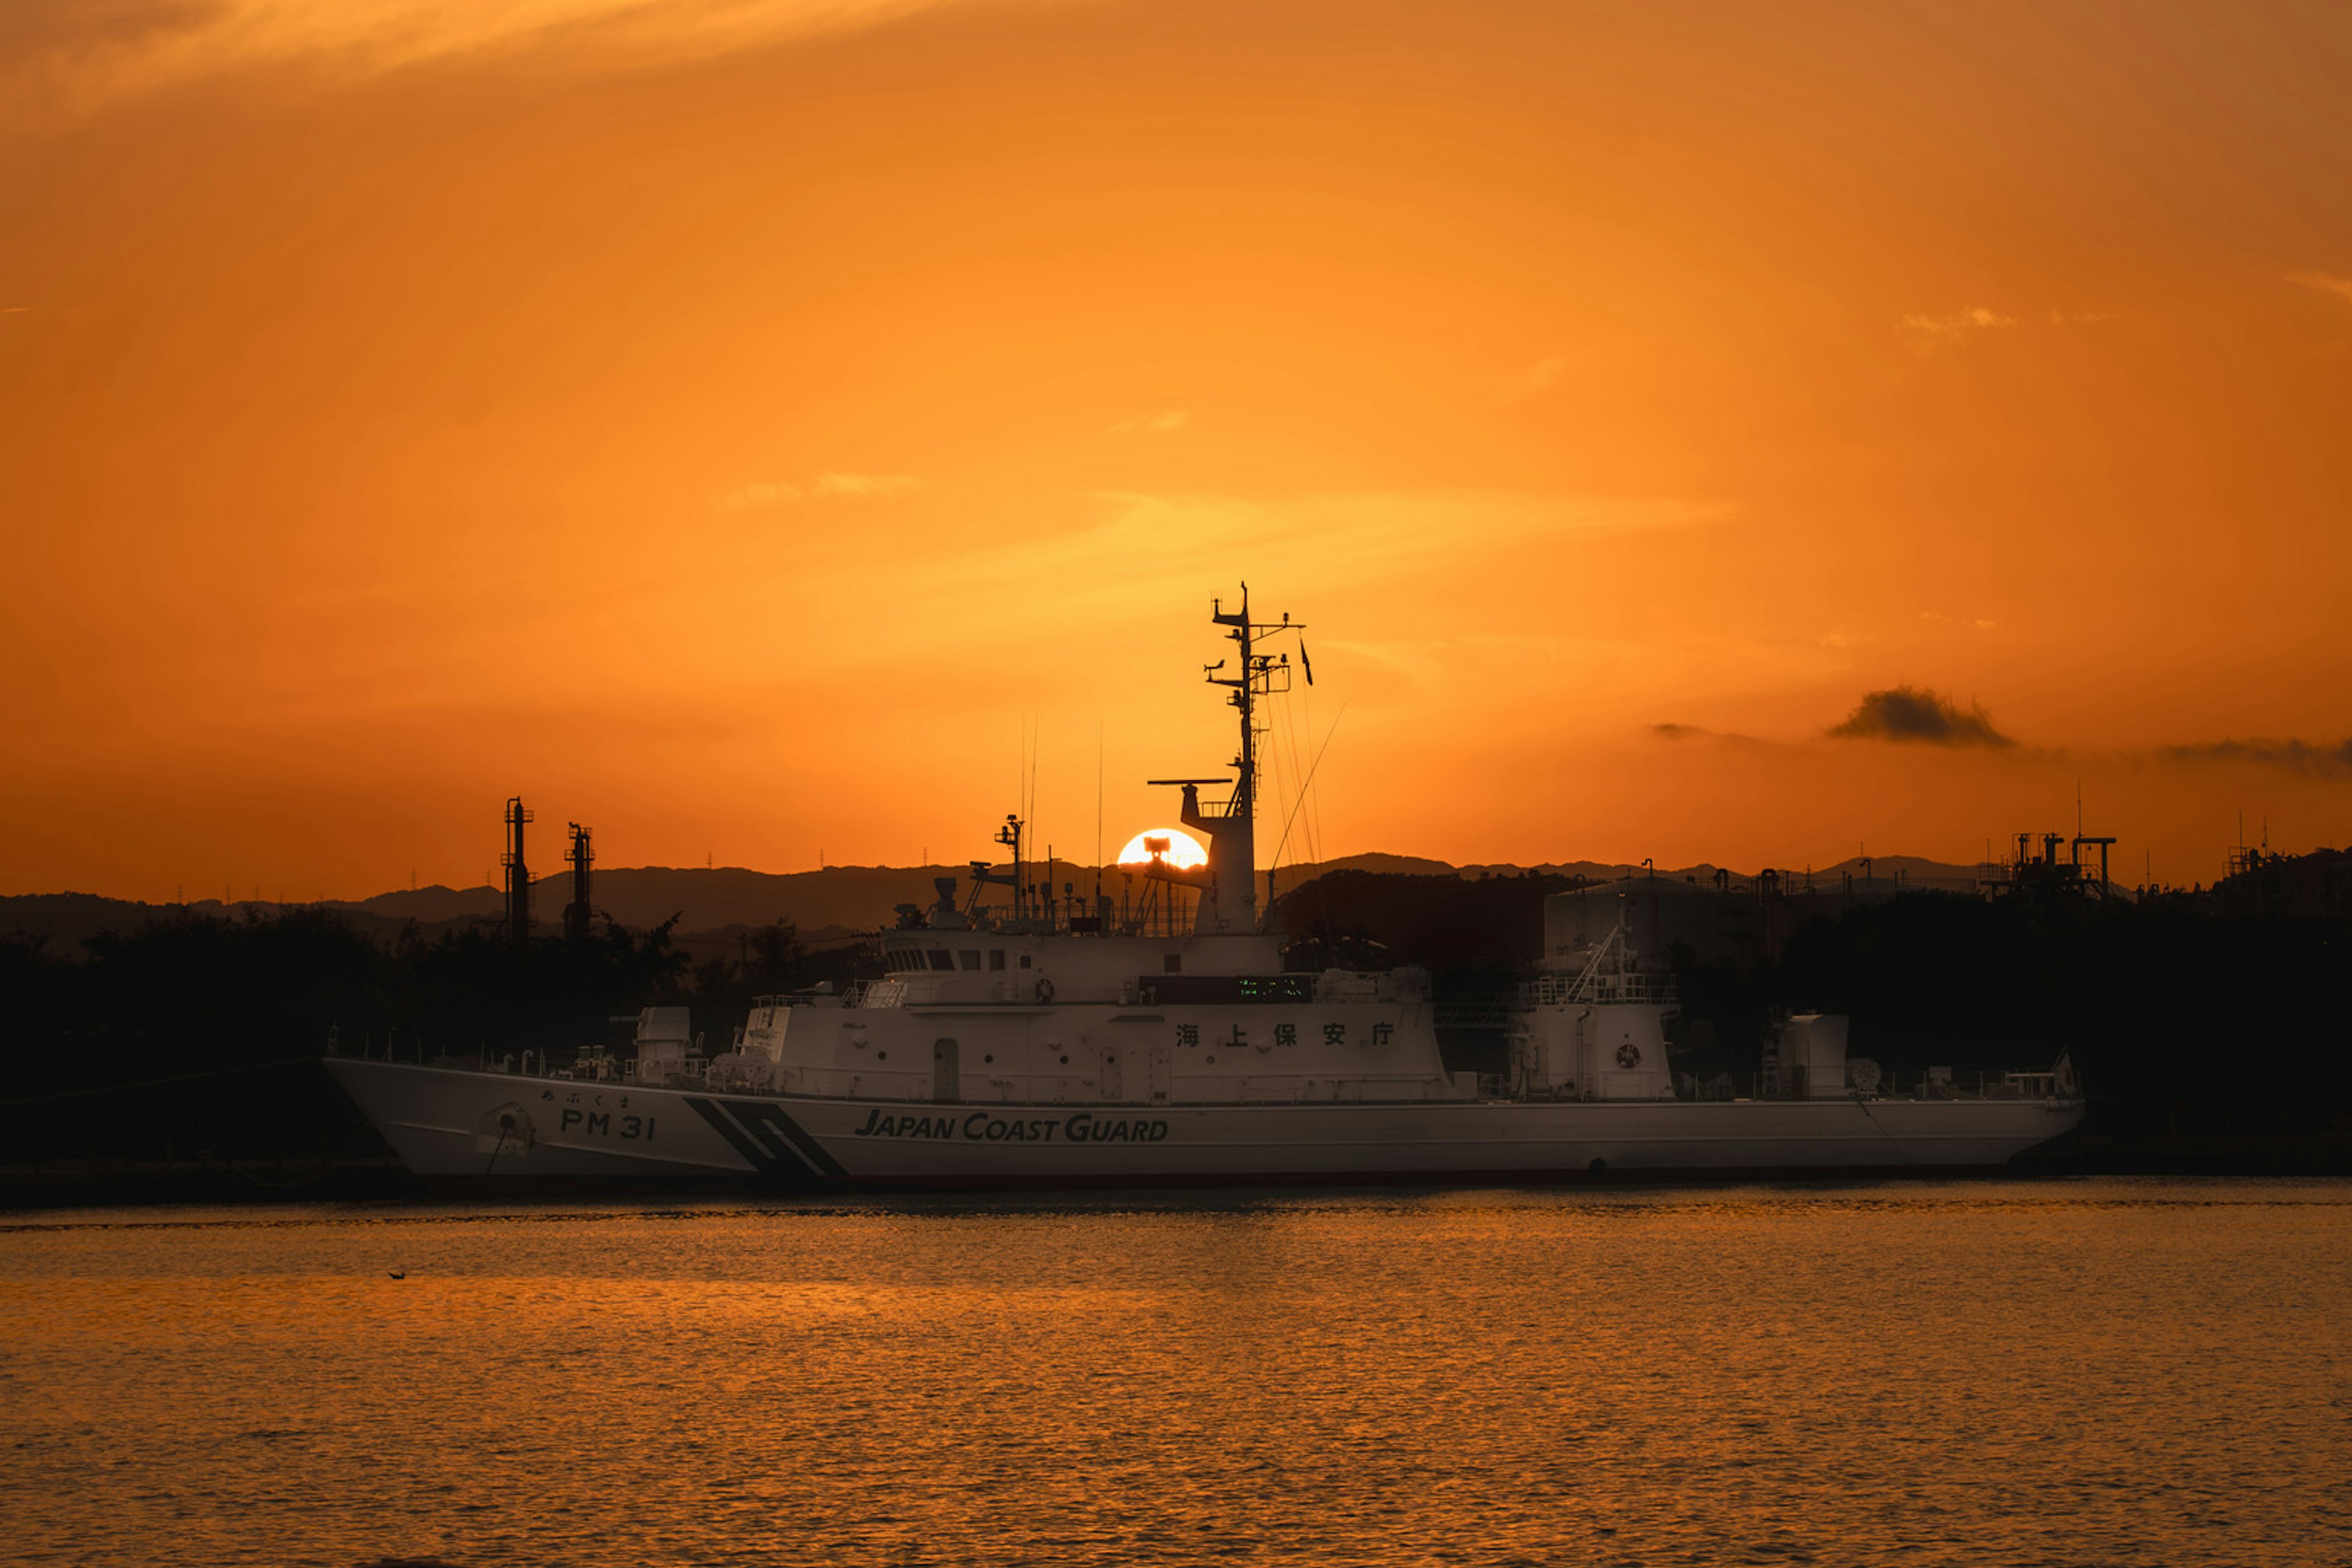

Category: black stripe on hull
[683, 1096, 846, 1186]
[725, 1099, 851, 1179]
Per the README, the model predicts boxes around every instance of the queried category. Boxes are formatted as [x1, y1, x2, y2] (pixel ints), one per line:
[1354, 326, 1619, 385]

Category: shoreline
[6, 1133, 2347, 1212]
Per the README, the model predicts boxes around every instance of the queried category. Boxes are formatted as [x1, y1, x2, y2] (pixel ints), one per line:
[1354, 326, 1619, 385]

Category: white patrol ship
[326, 589, 2083, 1189]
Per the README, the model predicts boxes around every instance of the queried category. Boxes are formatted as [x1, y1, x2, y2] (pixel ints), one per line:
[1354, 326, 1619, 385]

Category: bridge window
[1164, 953, 1182, 973]
[927, 950, 954, 971]
[959, 951, 981, 970]
[989, 950, 1006, 971]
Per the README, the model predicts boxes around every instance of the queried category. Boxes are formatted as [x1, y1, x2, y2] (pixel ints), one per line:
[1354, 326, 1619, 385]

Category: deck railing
[1675, 1069, 2075, 1102]
[1518, 971, 1679, 1008]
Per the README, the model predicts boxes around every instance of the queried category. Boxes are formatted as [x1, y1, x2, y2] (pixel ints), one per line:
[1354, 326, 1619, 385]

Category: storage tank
[1543, 881, 1764, 966]
[630, 1007, 696, 1084]
[1781, 1013, 1850, 1098]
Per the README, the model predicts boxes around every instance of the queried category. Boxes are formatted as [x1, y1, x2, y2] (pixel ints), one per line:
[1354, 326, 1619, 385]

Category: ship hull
[326, 1058, 2084, 1191]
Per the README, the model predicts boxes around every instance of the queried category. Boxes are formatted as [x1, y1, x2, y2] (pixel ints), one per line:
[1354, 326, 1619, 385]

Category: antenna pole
[1172, 587, 1309, 933]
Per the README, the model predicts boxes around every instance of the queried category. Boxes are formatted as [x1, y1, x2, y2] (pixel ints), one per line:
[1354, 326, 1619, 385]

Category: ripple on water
[0, 1179, 2347, 1567]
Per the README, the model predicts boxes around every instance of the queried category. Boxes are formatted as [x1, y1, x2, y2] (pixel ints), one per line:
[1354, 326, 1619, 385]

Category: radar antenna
[1148, 584, 1306, 934]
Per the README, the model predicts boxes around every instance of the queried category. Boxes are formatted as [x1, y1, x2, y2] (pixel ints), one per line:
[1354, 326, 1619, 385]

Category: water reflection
[4, 1180, 2347, 1566]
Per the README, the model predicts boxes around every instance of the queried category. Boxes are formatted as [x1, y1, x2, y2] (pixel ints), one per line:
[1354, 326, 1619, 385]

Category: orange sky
[4, 0, 2350, 902]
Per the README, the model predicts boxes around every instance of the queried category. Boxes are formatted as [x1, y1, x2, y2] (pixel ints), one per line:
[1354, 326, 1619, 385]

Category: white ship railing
[326, 1031, 2079, 1104]
[1675, 1069, 2078, 1102]
[1518, 970, 1678, 1007]
[1523, 919, 1678, 1008]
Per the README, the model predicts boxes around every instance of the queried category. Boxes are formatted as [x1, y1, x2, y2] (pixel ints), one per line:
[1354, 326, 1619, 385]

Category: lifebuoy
[1615, 1041, 1641, 1069]
[1035, 976, 1055, 1004]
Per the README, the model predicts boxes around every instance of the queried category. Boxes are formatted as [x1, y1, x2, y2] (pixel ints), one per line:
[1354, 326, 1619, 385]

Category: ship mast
[1155, 584, 1305, 935]
[1208, 589, 1258, 867]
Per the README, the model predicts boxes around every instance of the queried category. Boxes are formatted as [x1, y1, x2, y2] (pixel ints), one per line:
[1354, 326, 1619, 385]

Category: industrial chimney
[503, 796, 534, 943]
[564, 823, 594, 940]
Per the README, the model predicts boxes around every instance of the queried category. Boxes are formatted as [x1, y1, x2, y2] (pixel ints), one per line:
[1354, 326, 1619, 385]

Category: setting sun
[1115, 829, 1208, 870]
[4, 11, 2342, 1563]
[2, 1, 2346, 897]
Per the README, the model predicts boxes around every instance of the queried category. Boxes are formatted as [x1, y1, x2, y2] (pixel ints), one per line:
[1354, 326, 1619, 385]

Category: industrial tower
[564, 822, 594, 940]
[503, 796, 534, 943]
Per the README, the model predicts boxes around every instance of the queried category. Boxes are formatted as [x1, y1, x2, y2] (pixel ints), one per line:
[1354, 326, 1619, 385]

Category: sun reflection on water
[2, 1182, 2347, 1566]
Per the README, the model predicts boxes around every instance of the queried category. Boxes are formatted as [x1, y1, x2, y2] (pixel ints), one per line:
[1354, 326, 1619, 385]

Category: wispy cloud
[2163, 736, 2352, 775]
[812, 471, 922, 499]
[1900, 306, 2015, 345]
[853, 487, 1730, 629]
[1830, 686, 2011, 747]
[1107, 409, 1189, 435]
[2291, 272, 2352, 309]
[1496, 356, 1564, 404]
[5, 0, 988, 119]
[721, 480, 804, 510]
[721, 472, 922, 509]
[1079, 488, 1724, 562]
[1649, 722, 1765, 745]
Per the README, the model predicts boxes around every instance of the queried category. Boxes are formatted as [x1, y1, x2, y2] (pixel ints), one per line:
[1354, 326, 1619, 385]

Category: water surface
[4, 1180, 2348, 1566]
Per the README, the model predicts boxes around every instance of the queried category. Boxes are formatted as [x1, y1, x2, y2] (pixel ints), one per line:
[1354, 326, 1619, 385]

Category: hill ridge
[2, 851, 1988, 952]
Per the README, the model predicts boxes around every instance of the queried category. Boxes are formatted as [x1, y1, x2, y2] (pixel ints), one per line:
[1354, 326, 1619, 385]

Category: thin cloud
[1077, 488, 1729, 567]
[1900, 306, 2015, 345]
[720, 472, 922, 509]
[1830, 686, 2012, 747]
[813, 472, 922, 498]
[2291, 272, 2352, 307]
[2163, 736, 2352, 775]
[1648, 722, 1763, 745]
[905, 487, 1732, 629]
[720, 480, 803, 510]
[1107, 410, 1189, 434]
[6, 0, 989, 120]
[1496, 357, 1564, 404]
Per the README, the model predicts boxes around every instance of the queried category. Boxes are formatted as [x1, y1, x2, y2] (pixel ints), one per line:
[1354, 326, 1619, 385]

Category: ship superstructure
[327, 589, 2083, 1188]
